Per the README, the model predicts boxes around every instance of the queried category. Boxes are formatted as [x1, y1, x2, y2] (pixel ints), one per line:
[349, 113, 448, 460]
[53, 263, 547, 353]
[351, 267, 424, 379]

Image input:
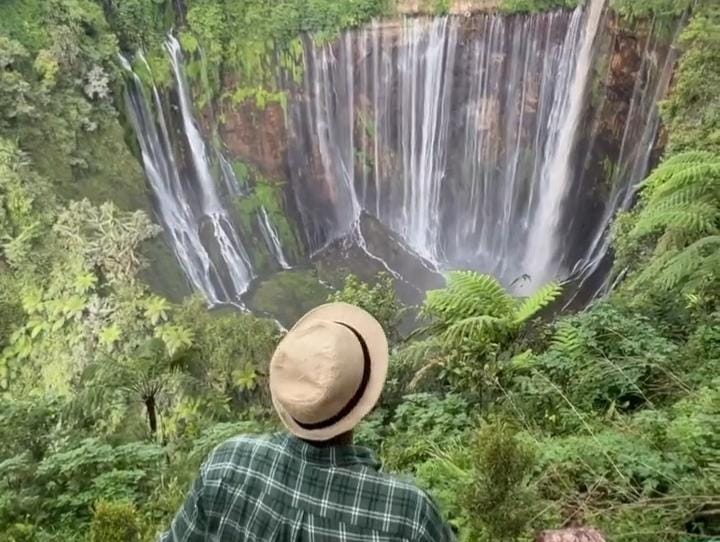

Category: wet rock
[314, 212, 445, 307]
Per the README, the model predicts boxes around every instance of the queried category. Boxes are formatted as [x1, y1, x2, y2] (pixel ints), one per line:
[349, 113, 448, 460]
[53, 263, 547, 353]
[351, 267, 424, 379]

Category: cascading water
[523, 0, 605, 286]
[284, 0, 679, 293]
[258, 207, 291, 270]
[122, 38, 294, 304]
[121, 1, 681, 307]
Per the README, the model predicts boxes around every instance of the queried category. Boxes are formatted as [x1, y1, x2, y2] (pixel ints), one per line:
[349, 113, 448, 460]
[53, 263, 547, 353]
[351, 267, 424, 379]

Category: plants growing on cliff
[610, 0, 693, 22]
[180, 0, 390, 106]
[501, 0, 580, 14]
[661, 2, 720, 154]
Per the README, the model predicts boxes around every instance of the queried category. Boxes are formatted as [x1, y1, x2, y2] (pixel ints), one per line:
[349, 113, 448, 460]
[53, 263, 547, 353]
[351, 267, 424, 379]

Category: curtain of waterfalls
[285, 0, 678, 292]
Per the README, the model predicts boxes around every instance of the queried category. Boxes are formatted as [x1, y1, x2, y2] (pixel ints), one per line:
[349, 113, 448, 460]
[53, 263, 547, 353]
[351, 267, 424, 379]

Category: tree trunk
[144, 395, 157, 435]
[536, 528, 606, 542]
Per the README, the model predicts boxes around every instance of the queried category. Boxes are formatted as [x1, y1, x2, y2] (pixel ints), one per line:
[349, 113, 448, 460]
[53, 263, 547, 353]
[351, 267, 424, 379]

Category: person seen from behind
[160, 302, 456, 541]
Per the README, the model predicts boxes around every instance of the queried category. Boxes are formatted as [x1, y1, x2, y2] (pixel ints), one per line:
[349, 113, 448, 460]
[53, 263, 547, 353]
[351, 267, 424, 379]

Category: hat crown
[270, 320, 365, 425]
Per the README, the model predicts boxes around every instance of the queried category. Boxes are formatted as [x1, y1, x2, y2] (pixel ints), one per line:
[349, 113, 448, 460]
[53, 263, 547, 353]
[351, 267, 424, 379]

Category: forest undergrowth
[0, 0, 719, 540]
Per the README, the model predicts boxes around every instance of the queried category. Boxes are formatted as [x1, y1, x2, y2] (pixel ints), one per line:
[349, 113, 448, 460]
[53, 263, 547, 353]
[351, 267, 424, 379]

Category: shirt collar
[279, 433, 381, 469]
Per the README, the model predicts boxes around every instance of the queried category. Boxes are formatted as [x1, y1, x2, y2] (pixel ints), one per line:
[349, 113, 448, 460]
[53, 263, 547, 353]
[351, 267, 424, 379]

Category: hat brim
[270, 302, 389, 441]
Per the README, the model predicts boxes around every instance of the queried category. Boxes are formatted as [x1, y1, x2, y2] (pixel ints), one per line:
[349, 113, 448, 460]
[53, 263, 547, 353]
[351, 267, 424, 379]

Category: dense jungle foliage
[0, 0, 719, 541]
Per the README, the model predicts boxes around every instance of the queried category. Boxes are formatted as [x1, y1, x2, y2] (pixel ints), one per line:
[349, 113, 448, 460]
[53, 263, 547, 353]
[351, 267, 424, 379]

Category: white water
[524, 0, 606, 286]
[123, 41, 255, 304]
[122, 2, 679, 304]
[259, 207, 291, 269]
[285, 0, 675, 293]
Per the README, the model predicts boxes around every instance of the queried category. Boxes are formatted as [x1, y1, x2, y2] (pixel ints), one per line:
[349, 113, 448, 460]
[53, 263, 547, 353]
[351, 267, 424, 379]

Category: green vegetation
[246, 269, 333, 327]
[175, 0, 389, 106]
[1, 0, 719, 541]
[232, 172, 302, 267]
[661, 1, 720, 154]
[610, 0, 693, 22]
[500, 0, 581, 14]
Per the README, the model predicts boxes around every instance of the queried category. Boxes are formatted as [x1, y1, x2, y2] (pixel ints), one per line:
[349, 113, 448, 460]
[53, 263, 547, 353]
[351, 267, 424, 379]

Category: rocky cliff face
[133, 5, 680, 312]
[210, 12, 674, 185]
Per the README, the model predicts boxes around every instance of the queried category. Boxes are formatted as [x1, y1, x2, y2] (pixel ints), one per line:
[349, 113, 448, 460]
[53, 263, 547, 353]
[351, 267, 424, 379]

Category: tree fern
[423, 271, 513, 323]
[654, 236, 720, 292]
[641, 152, 720, 195]
[625, 151, 720, 293]
[632, 152, 719, 241]
[657, 151, 716, 166]
[632, 202, 717, 238]
[651, 168, 719, 200]
[448, 271, 513, 316]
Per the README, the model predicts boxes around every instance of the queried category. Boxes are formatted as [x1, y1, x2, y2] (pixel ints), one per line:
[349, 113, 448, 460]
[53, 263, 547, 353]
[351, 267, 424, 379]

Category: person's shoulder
[203, 433, 281, 470]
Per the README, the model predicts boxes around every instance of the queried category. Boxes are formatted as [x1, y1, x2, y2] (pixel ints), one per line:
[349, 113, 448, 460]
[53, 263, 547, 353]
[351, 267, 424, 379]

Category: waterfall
[285, 0, 677, 292]
[568, 13, 686, 302]
[121, 39, 255, 305]
[258, 207, 291, 270]
[523, 0, 606, 286]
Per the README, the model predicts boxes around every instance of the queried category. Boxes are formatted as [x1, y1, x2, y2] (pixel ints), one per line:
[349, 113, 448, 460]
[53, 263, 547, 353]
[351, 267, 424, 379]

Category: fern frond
[651, 170, 720, 201]
[395, 337, 443, 369]
[512, 282, 562, 325]
[632, 202, 717, 238]
[629, 249, 675, 293]
[659, 151, 717, 166]
[442, 315, 503, 346]
[423, 271, 513, 322]
[448, 271, 513, 314]
[551, 323, 584, 357]
[650, 184, 715, 211]
[643, 155, 720, 196]
[655, 236, 720, 292]
[655, 249, 698, 291]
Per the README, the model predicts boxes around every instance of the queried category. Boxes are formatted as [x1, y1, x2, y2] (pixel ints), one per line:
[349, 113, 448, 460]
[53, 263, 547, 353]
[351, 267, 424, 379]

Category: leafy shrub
[501, 0, 580, 14]
[509, 302, 680, 431]
[617, 152, 720, 302]
[381, 393, 472, 471]
[462, 421, 538, 542]
[408, 420, 541, 541]
[329, 273, 404, 343]
[90, 500, 141, 542]
[399, 271, 560, 399]
[661, 4, 720, 155]
[610, 0, 693, 22]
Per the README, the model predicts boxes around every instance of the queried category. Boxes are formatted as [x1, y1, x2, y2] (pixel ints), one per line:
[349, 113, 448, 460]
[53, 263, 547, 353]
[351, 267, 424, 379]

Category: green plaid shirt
[160, 433, 455, 541]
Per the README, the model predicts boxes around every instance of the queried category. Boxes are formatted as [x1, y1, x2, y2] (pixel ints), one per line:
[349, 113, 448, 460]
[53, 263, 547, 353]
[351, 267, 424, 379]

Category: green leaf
[144, 296, 170, 326]
[74, 272, 97, 293]
[156, 324, 194, 357]
[513, 282, 562, 325]
[99, 325, 121, 349]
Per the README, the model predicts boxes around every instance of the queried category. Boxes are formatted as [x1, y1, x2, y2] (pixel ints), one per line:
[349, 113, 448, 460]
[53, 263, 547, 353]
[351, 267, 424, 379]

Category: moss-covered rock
[244, 268, 332, 327]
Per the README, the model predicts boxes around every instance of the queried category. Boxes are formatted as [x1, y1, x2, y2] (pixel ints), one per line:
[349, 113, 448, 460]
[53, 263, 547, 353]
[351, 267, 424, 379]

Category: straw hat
[269, 303, 389, 441]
